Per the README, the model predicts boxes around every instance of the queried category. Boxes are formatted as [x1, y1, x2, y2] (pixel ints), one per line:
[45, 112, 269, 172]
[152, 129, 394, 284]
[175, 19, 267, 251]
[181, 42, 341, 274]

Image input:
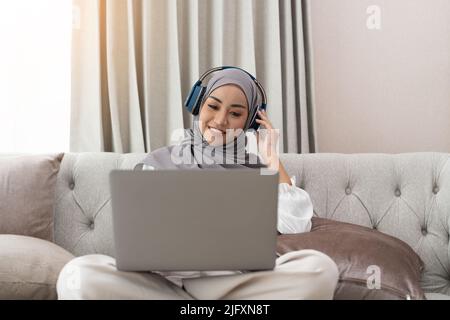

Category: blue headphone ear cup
[184, 81, 206, 115]
[192, 86, 206, 115]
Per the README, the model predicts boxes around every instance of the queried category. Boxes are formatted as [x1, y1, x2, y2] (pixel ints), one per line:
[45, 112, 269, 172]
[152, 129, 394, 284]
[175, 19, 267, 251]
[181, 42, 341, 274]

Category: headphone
[184, 66, 267, 131]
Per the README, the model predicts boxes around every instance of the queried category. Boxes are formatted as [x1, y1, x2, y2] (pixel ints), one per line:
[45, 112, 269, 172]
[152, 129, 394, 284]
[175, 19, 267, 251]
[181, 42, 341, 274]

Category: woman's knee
[309, 250, 339, 293]
[277, 249, 339, 299]
[303, 250, 339, 299]
[56, 254, 114, 300]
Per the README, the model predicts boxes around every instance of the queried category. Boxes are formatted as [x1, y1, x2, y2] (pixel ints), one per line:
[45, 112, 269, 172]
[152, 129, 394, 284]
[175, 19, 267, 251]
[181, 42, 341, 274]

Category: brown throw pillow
[277, 217, 425, 300]
[0, 153, 64, 241]
[0, 235, 74, 299]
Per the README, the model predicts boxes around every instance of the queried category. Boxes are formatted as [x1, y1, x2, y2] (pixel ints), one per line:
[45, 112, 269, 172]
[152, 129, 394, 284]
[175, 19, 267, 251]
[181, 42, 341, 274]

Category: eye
[208, 104, 218, 110]
[231, 112, 242, 118]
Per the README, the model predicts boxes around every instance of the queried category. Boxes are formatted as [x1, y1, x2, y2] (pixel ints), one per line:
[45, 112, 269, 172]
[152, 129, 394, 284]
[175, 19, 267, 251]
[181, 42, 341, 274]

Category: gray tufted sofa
[53, 152, 450, 300]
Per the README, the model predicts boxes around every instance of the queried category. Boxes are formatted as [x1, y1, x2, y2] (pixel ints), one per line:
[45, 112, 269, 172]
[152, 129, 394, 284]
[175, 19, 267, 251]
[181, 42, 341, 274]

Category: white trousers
[56, 250, 339, 300]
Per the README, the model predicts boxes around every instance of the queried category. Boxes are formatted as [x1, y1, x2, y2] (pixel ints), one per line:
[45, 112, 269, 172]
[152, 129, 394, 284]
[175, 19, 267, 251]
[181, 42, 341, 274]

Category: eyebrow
[208, 95, 247, 109]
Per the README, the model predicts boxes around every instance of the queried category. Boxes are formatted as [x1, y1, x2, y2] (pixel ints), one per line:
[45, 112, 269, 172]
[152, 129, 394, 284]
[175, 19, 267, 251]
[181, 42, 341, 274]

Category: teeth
[209, 127, 224, 134]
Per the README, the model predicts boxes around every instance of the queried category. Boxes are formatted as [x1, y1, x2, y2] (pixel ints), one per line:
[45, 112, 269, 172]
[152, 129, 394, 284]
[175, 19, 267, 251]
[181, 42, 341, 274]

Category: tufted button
[433, 186, 439, 194]
[395, 189, 401, 197]
[345, 187, 352, 195]
[89, 221, 95, 230]
[373, 225, 377, 230]
[421, 227, 428, 236]
[69, 182, 75, 190]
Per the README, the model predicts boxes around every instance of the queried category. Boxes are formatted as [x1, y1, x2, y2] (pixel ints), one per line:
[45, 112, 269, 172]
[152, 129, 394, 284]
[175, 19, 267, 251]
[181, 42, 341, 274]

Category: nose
[214, 109, 228, 127]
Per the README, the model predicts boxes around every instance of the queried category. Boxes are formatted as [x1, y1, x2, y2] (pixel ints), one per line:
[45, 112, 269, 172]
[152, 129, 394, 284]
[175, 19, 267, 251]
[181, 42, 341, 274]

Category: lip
[208, 126, 225, 134]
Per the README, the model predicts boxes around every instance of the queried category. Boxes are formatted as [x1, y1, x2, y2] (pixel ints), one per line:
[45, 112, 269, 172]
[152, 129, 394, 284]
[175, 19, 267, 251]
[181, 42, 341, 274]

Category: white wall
[307, 0, 450, 153]
[0, 0, 71, 152]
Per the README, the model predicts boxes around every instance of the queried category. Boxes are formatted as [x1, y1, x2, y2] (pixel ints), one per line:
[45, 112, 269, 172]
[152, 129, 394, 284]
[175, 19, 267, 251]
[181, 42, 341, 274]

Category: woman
[57, 68, 339, 300]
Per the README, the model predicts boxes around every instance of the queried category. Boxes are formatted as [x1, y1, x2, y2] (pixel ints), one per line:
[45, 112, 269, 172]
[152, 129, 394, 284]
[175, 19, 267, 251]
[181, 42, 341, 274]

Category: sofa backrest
[54, 152, 450, 295]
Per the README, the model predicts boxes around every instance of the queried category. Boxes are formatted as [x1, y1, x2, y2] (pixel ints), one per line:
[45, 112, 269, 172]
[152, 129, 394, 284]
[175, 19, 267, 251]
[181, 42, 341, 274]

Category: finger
[256, 118, 273, 130]
[255, 118, 268, 128]
[255, 119, 264, 129]
[257, 111, 273, 127]
[257, 110, 268, 119]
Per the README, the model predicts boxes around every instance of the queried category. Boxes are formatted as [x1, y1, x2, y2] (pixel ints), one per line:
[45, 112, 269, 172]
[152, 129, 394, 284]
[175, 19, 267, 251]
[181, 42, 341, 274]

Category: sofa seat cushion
[0, 235, 74, 299]
[424, 292, 450, 300]
[277, 217, 426, 300]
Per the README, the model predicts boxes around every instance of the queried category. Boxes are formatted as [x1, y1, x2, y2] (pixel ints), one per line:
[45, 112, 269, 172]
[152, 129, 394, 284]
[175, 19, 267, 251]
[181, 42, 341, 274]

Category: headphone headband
[197, 66, 267, 105]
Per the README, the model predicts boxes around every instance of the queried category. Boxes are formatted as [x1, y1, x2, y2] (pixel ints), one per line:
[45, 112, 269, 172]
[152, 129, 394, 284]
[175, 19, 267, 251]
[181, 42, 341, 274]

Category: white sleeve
[277, 176, 313, 234]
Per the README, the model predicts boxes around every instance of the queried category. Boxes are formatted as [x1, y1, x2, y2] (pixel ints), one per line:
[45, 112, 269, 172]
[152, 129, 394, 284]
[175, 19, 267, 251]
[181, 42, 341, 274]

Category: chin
[206, 137, 225, 146]
[203, 131, 225, 146]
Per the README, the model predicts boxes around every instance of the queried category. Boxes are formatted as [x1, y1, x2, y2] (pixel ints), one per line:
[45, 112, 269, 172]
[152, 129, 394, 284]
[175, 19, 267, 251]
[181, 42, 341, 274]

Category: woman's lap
[56, 250, 338, 300]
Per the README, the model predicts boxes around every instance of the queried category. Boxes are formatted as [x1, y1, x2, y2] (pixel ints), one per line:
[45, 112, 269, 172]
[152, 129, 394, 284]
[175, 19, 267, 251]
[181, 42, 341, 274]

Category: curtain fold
[70, 0, 315, 153]
[279, 0, 314, 152]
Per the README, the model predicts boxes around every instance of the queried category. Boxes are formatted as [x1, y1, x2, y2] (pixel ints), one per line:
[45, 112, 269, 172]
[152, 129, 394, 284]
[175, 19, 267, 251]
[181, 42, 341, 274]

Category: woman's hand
[255, 109, 280, 170]
[255, 110, 292, 185]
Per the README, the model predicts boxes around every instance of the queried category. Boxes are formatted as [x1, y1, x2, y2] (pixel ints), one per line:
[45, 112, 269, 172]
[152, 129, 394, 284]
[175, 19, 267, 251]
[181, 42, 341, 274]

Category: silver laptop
[109, 169, 279, 272]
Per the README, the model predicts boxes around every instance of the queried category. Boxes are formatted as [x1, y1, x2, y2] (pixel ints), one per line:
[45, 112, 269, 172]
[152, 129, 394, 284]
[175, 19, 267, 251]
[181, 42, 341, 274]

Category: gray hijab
[137, 68, 265, 170]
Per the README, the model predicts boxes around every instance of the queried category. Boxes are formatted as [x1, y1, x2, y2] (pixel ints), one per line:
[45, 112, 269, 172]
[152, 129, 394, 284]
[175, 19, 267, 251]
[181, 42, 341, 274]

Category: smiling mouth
[208, 126, 225, 134]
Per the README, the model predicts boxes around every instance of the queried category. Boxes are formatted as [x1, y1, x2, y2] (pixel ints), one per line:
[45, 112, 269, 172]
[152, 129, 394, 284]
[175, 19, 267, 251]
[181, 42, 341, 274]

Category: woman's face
[198, 84, 249, 146]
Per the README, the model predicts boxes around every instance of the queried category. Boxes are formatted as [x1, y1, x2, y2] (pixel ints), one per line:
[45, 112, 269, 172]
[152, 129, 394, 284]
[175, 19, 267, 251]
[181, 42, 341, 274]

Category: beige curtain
[70, 0, 315, 153]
